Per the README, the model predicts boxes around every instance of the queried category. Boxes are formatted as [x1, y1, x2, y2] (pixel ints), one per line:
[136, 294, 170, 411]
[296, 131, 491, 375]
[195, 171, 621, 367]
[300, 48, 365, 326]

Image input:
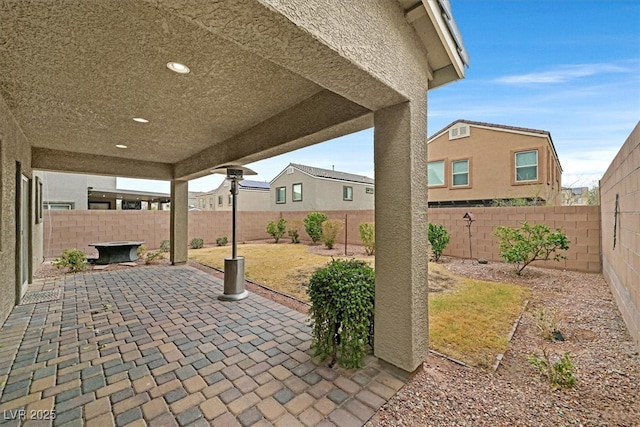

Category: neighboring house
[34, 171, 173, 210]
[270, 163, 374, 211]
[427, 120, 563, 207]
[195, 180, 270, 211]
[562, 187, 589, 205]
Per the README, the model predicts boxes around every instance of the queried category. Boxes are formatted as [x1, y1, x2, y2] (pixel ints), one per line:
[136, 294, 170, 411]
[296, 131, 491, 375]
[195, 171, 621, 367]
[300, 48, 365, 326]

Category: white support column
[373, 93, 429, 374]
[170, 180, 188, 265]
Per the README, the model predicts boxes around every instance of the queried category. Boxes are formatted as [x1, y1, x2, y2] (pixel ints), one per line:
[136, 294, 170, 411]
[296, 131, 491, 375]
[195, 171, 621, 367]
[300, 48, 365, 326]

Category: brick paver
[0, 266, 406, 426]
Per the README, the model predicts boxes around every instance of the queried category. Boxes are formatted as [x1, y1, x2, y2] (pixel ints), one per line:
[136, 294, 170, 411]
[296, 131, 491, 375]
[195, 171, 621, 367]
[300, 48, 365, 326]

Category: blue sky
[119, 0, 640, 194]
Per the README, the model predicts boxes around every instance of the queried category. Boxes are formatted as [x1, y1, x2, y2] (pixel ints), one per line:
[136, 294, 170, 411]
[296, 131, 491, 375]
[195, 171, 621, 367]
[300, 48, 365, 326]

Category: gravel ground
[368, 257, 640, 427]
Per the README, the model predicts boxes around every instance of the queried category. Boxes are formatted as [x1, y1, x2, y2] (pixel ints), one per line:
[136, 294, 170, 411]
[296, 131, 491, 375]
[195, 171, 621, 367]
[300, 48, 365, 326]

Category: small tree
[308, 259, 375, 369]
[494, 222, 570, 275]
[587, 184, 600, 205]
[304, 212, 327, 244]
[359, 222, 375, 256]
[287, 219, 303, 243]
[321, 219, 343, 249]
[266, 218, 287, 243]
[428, 222, 450, 262]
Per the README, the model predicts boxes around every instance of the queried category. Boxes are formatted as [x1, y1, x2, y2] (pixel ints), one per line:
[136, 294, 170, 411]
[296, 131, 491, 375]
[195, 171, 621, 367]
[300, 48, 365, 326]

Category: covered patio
[0, 266, 405, 426]
[0, 0, 468, 405]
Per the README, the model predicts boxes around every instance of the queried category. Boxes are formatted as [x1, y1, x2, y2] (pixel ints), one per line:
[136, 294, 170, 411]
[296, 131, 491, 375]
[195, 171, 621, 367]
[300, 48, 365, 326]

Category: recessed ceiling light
[116, 144, 128, 149]
[132, 117, 149, 123]
[167, 62, 190, 74]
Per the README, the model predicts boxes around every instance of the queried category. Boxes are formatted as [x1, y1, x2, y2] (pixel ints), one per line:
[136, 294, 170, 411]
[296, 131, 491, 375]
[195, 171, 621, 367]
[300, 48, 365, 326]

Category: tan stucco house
[270, 163, 374, 211]
[196, 179, 270, 211]
[427, 120, 563, 207]
[0, 0, 467, 374]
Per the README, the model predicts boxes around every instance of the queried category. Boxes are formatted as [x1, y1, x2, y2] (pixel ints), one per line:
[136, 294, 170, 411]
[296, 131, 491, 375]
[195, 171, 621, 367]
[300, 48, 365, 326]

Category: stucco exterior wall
[428, 126, 562, 204]
[271, 169, 374, 211]
[196, 183, 269, 211]
[34, 171, 117, 210]
[0, 94, 42, 325]
[600, 122, 640, 349]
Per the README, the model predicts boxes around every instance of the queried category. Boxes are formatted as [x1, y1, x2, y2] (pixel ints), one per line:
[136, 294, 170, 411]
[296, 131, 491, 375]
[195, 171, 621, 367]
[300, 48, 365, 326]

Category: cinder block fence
[43, 206, 600, 273]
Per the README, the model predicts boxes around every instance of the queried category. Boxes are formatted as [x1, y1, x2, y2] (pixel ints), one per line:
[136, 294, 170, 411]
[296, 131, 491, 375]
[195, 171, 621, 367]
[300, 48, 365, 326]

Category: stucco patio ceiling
[0, 0, 466, 181]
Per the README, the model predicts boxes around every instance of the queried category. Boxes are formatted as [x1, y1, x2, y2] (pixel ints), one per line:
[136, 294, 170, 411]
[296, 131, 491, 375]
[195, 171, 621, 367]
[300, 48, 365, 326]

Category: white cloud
[494, 63, 630, 84]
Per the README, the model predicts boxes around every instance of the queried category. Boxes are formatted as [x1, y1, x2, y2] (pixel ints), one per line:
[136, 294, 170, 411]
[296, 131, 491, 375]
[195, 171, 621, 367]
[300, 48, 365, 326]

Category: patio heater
[210, 165, 257, 301]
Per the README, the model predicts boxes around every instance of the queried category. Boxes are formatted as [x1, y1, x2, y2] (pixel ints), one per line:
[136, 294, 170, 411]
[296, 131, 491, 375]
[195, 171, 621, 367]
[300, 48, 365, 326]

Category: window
[343, 186, 353, 201]
[218, 195, 223, 206]
[228, 194, 233, 205]
[45, 202, 73, 210]
[292, 183, 302, 202]
[276, 186, 286, 204]
[428, 160, 445, 186]
[452, 160, 469, 187]
[515, 150, 538, 182]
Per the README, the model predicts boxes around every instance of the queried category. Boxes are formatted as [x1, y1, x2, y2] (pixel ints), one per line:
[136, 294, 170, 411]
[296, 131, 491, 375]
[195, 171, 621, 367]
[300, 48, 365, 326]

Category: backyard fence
[43, 206, 600, 273]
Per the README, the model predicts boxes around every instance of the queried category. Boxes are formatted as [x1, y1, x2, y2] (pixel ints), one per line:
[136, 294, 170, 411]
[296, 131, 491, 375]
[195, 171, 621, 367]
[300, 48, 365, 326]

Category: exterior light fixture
[210, 164, 258, 301]
[463, 212, 475, 261]
[166, 62, 190, 74]
[115, 144, 128, 149]
[132, 117, 149, 123]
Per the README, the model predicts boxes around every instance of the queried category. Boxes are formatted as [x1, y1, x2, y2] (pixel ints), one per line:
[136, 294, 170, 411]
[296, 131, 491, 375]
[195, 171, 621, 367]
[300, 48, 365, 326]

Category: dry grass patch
[429, 278, 529, 368]
[190, 243, 528, 368]
[189, 243, 345, 301]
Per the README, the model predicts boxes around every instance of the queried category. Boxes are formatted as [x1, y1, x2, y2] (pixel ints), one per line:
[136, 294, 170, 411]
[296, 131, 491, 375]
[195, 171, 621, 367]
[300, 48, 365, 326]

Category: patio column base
[219, 257, 249, 301]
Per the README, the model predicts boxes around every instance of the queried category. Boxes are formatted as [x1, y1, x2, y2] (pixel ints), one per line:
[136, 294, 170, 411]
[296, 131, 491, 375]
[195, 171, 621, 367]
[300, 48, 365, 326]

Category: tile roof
[290, 163, 374, 184]
[239, 180, 270, 190]
[428, 119, 550, 140]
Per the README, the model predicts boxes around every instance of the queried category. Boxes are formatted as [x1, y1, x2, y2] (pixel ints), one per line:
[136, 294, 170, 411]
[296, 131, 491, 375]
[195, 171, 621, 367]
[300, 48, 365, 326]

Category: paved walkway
[0, 266, 405, 426]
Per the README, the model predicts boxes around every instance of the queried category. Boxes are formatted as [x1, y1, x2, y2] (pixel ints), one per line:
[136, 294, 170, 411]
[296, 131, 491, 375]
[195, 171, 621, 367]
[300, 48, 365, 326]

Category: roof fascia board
[421, 0, 465, 80]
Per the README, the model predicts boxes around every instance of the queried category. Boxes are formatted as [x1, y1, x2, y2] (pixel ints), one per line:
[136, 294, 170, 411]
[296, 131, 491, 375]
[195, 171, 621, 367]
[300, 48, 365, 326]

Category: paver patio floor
[0, 266, 405, 427]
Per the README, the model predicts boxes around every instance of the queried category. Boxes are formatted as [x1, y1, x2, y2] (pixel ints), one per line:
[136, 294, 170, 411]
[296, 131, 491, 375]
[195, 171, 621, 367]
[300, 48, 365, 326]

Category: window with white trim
[428, 160, 445, 186]
[343, 186, 353, 201]
[276, 186, 286, 204]
[218, 195, 223, 206]
[292, 183, 302, 202]
[452, 160, 469, 186]
[515, 150, 538, 182]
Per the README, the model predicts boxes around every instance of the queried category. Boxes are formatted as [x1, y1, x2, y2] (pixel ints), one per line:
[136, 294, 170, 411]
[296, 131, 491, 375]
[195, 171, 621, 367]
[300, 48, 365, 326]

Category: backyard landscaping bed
[368, 257, 640, 426]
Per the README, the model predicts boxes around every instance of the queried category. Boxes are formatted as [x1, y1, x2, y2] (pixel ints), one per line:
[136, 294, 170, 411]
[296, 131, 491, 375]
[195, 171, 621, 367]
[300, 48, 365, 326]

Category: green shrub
[287, 219, 303, 243]
[308, 259, 375, 369]
[266, 218, 287, 243]
[137, 245, 147, 258]
[145, 250, 166, 265]
[359, 222, 375, 256]
[53, 249, 89, 273]
[304, 212, 328, 244]
[494, 222, 569, 275]
[190, 238, 204, 249]
[428, 223, 450, 262]
[528, 349, 576, 389]
[321, 219, 343, 249]
[160, 240, 170, 252]
[216, 236, 228, 246]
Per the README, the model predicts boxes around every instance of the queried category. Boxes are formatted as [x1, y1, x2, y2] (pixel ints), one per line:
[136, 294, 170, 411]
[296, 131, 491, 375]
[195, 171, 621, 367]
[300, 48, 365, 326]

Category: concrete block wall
[428, 205, 601, 273]
[43, 208, 599, 273]
[42, 210, 376, 258]
[600, 122, 640, 349]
